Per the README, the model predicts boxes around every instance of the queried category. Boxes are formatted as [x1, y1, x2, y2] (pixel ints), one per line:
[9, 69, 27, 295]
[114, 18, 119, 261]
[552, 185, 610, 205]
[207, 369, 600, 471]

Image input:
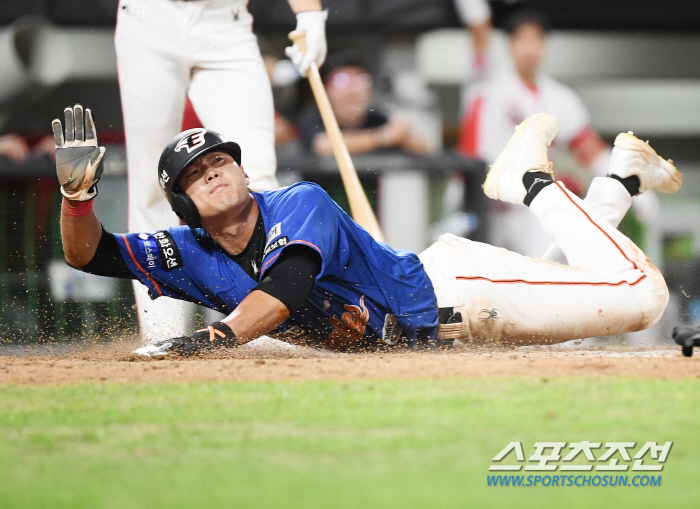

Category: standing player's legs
[115, 0, 195, 341]
[187, 3, 278, 191]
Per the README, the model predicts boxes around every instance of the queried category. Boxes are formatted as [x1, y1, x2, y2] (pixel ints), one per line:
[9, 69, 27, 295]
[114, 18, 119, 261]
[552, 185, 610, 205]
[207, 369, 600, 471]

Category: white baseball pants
[419, 178, 668, 345]
[115, 0, 277, 341]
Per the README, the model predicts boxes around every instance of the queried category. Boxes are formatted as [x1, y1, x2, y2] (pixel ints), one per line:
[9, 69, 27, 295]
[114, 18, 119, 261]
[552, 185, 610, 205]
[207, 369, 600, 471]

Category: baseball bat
[288, 30, 385, 242]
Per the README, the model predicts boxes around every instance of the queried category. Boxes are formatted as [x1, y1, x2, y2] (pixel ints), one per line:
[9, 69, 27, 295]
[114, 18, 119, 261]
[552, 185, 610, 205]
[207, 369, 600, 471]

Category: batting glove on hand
[131, 321, 238, 358]
[52, 104, 106, 201]
[285, 10, 328, 77]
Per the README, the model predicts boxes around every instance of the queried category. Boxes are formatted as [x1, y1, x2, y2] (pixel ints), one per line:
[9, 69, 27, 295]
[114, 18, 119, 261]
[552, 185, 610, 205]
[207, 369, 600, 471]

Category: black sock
[608, 174, 641, 196]
[523, 172, 554, 206]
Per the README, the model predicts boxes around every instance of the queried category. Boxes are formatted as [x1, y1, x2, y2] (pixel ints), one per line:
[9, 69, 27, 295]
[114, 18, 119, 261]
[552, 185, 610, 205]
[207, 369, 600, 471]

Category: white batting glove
[52, 104, 106, 201]
[285, 10, 328, 77]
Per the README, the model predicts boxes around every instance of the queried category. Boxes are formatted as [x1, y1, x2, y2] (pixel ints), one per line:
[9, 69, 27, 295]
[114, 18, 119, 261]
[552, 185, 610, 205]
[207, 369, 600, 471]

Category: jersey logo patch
[137, 234, 162, 272]
[267, 222, 281, 244]
[263, 236, 288, 258]
[478, 308, 500, 321]
[153, 231, 183, 271]
[174, 129, 206, 154]
[328, 295, 369, 348]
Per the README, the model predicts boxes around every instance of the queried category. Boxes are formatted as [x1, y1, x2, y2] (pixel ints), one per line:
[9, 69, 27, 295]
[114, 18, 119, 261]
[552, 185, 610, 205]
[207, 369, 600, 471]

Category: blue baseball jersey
[114, 182, 439, 348]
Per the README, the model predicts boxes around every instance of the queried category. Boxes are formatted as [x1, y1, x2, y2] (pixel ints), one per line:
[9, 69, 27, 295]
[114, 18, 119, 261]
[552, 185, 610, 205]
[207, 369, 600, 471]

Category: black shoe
[672, 325, 700, 357]
[131, 337, 202, 358]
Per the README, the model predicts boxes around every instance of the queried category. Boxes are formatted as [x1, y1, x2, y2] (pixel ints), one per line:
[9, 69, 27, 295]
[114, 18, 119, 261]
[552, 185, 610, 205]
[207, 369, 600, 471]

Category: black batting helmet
[157, 128, 242, 228]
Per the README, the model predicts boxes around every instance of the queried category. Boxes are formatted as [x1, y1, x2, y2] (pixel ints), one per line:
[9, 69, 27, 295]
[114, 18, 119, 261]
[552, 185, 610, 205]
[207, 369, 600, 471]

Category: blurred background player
[299, 52, 429, 156]
[114, 0, 328, 342]
[456, 10, 657, 258]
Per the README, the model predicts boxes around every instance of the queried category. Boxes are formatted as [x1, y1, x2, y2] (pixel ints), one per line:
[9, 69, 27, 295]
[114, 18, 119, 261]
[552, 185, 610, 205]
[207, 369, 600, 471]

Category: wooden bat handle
[288, 30, 385, 242]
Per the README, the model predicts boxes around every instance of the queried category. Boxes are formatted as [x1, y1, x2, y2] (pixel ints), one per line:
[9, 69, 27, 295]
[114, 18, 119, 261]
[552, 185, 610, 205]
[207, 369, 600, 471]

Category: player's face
[509, 23, 546, 79]
[325, 66, 373, 127]
[179, 151, 251, 220]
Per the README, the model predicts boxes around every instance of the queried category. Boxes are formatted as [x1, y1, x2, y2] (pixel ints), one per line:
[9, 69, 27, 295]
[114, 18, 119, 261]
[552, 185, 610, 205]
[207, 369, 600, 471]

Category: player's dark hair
[504, 10, 551, 36]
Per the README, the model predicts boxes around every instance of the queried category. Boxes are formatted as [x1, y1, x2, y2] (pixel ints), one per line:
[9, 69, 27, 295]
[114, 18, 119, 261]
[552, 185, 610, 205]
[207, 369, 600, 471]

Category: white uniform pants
[419, 178, 668, 345]
[115, 0, 277, 341]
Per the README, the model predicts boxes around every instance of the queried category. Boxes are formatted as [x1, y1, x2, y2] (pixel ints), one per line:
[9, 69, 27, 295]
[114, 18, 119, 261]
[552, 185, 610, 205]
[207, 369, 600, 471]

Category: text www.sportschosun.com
[487, 474, 662, 487]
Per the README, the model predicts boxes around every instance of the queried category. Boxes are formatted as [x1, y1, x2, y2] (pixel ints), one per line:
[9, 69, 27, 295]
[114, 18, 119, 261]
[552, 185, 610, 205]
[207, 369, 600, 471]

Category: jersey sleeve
[72, 228, 136, 279]
[258, 184, 348, 280]
[113, 227, 199, 302]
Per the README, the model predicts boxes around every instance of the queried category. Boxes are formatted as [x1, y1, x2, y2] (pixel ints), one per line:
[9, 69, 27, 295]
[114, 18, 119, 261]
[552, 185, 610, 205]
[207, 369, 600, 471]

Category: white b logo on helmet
[174, 129, 207, 153]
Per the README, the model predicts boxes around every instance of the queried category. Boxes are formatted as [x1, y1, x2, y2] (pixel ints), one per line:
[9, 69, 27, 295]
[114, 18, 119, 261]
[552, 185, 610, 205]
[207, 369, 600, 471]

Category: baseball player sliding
[53, 105, 681, 355]
[115, 0, 327, 343]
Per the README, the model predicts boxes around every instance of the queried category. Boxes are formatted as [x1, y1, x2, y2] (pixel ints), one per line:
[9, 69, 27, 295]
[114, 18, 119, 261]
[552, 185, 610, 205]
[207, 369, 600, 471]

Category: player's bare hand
[285, 10, 328, 76]
[52, 104, 106, 201]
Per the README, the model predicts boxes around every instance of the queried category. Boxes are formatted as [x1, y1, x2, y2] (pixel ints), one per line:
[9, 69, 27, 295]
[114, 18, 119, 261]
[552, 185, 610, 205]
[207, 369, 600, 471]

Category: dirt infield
[0, 337, 698, 385]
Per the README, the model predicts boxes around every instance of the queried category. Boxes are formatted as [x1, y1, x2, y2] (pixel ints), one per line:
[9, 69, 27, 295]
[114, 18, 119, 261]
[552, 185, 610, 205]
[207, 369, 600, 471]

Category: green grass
[0, 378, 697, 508]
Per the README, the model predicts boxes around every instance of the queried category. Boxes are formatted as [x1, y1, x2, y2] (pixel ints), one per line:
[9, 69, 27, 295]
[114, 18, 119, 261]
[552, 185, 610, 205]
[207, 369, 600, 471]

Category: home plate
[238, 336, 297, 350]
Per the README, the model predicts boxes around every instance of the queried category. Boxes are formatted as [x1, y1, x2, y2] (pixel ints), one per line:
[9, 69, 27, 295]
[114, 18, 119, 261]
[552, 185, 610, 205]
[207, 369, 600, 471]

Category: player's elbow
[63, 247, 95, 268]
[61, 234, 100, 268]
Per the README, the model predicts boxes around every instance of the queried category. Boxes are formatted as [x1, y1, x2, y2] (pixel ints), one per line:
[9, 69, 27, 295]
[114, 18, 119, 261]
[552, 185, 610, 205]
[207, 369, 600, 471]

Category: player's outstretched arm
[132, 246, 322, 358]
[132, 291, 290, 358]
[52, 104, 106, 267]
[222, 290, 290, 343]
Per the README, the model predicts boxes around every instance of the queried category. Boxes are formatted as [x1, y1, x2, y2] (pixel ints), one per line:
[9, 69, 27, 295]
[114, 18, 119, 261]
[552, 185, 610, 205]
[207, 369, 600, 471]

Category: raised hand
[52, 104, 106, 201]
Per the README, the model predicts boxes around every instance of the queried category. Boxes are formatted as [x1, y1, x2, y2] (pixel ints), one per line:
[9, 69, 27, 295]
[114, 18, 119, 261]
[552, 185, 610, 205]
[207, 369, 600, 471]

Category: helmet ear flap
[170, 193, 201, 229]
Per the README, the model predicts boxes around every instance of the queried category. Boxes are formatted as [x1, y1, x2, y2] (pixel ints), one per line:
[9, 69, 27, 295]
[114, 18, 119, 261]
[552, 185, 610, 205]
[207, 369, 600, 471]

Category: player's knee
[634, 278, 669, 331]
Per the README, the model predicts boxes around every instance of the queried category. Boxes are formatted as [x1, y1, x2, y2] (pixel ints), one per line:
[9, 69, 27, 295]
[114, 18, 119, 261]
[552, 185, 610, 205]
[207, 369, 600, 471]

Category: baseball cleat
[483, 113, 558, 205]
[131, 337, 202, 358]
[672, 325, 700, 357]
[608, 132, 682, 194]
